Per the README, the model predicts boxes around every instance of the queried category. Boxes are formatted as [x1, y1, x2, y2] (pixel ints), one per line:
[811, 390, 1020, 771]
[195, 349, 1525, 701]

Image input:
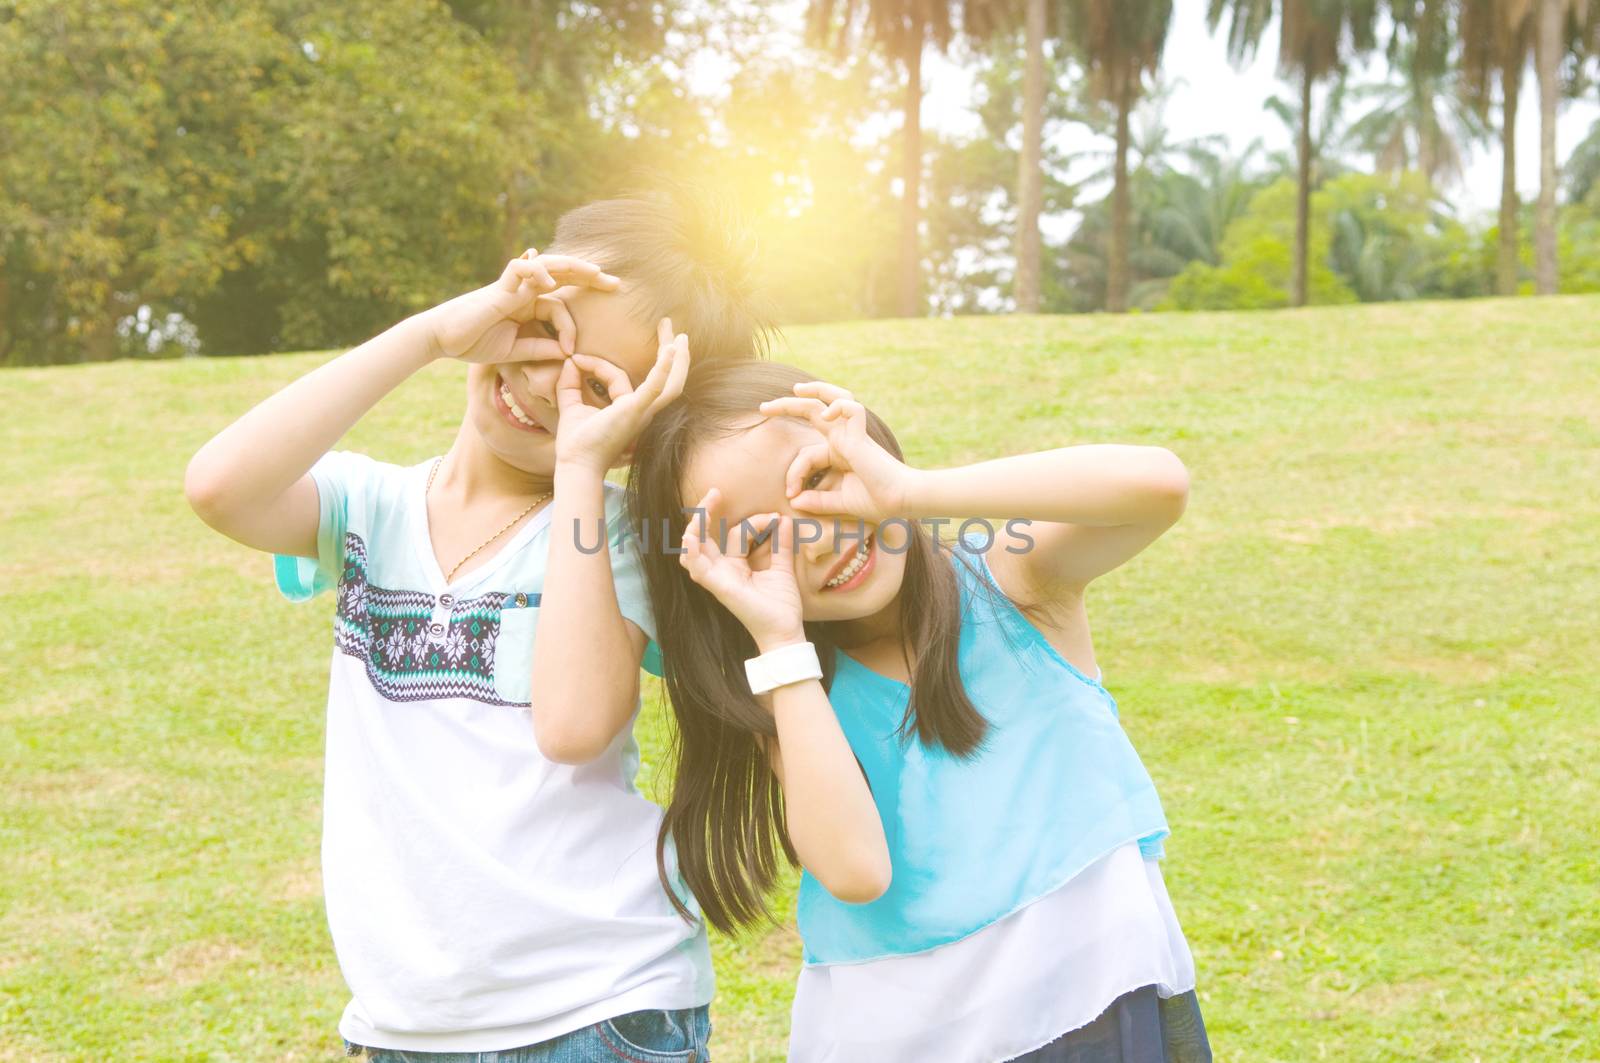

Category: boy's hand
[553, 318, 690, 475]
[423, 250, 619, 364]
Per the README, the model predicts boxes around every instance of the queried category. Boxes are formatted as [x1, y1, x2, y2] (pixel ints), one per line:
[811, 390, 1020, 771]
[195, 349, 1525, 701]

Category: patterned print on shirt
[333, 532, 522, 705]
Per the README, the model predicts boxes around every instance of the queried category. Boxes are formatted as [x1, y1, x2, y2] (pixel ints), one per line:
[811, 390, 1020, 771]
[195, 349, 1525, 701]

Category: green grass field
[4, 298, 1599, 1061]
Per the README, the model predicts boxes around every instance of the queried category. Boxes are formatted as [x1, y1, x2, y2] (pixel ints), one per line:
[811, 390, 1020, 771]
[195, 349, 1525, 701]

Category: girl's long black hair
[627, 361, 988, 933]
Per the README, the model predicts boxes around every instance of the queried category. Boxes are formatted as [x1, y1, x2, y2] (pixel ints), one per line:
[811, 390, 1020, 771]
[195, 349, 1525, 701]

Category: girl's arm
[183, 255, 616, 556]
[902, 444, 1190, 594]
[767, 386, 1188, 598]
[760, 668, 892, 904]
[680, 497, 892, 903]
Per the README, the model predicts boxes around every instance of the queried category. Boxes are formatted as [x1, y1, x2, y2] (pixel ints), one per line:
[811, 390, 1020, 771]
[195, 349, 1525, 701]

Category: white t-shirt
[275, 452, 712, 1053]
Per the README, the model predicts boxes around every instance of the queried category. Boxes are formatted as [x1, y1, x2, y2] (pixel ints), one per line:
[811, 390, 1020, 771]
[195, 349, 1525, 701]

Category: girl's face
[683, 415, 911, 624]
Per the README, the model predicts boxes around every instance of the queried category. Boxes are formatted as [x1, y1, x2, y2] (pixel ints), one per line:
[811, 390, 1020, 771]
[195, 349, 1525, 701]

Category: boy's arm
[183, 254, 616, 557]
[527, 325, 689, 764]
[528, 467, 651, 764]
[183, 315, 438, 557]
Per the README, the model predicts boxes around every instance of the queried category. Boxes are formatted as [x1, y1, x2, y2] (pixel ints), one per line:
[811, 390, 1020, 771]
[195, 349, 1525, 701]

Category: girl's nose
[800, 526, 838, 565]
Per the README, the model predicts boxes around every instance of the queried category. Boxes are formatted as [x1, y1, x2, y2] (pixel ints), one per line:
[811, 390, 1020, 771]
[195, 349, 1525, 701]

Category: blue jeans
[345, 1006, 711, 1062]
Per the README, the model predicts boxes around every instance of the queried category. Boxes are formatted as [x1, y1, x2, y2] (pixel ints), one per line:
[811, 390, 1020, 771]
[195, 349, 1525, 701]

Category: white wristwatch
[744, 641, 823, 695]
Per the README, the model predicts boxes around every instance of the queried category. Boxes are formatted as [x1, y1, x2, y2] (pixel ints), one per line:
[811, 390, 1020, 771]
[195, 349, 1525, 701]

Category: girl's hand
[423, 249, 620, 364]
[680, 489, 805, 651]
[554, 318, 690, 475]
[759, 382, 914, 522]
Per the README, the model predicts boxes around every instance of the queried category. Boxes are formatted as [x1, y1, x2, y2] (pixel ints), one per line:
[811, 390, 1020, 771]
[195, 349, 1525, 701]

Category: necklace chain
[427, 458, 551, 584]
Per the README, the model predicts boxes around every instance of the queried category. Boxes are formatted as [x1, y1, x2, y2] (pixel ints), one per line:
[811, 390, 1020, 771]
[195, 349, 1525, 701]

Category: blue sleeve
[641, 640, 664, 677]
[272, 452, 372, 602]
[604, 486, 658, 645]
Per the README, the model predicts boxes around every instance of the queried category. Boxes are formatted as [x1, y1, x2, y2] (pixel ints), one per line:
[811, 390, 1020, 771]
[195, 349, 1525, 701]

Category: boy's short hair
[549, 187, 775, 364]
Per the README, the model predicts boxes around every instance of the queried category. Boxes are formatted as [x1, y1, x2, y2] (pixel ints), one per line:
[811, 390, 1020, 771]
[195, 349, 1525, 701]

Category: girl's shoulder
[949, 533, 1102, 685]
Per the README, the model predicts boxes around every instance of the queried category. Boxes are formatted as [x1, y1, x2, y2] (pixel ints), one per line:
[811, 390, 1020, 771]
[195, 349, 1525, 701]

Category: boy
[185, 195, 767, 1059]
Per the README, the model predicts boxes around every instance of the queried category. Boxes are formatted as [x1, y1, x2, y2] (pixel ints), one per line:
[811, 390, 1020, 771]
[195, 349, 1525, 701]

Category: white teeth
[824, 535, 873, 590]
[499, 382, 539, 428]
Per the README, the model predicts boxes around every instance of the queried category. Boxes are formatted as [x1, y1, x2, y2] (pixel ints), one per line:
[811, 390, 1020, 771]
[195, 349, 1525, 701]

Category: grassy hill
[3, 297, 1598, 1061]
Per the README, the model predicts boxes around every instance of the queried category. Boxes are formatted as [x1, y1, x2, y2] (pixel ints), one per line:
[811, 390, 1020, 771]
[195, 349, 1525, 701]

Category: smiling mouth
[495, 375, 550, 434]
[821, 532, 875, 592]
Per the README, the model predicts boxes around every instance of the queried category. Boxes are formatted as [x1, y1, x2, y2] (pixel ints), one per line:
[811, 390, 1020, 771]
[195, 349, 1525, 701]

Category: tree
[810, 0, 996, 317]
[915, 35, 1077, 312]
[1165, 177, 1357, 309]
[1153, 143, 1270, 267]
[441, 0, 690, 255]
[1531, 0, 1592, 293]
[1261, 75, 1355, 181]
[1534, 0, 1559, 291]
[1345, 40, 1490, 185]
[1165, 170, 1481, 309]
[1062, 0, 1175, 312]
[1016, 0, 1049, 311]
[713, 52, 904, 322]
[1325, 171, 1444, 299]
[1456, 0, 1537, 294]
[0, 0, 525, 363]
[1078, 79, 1230, 183]
[185, 2, 527, 356]
[1209, 0, 1384, 306]
[1059, 141, 1264, 311]
[1568, 118, 1600, 203]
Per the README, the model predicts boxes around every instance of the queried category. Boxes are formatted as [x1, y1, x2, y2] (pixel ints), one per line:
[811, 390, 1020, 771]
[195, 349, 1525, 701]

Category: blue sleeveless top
[797, 545, 1170, 966]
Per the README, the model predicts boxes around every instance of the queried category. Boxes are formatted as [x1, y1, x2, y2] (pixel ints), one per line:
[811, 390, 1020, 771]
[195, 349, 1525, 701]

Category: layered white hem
[788, 843, 1195, 1063]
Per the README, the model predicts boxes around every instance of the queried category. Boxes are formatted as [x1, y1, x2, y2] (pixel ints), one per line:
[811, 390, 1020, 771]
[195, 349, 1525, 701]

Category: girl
[628, 361, 1210, 1062]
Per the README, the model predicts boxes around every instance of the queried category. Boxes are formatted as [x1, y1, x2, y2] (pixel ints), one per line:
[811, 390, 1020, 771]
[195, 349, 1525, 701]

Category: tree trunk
[1533, 0, 1560, 294]
[506, 3, 541, 258]
[0, 273, 11, 364]
[82, 320, 119, 363]
[1107, 82, 1131, 313]
[1497, 63, 1521, 296]
[897, 17, 924, 318]
[1294, 62, 1313, 307]
[1014, 0, 1046, 314]
[503, 172, 525, 258]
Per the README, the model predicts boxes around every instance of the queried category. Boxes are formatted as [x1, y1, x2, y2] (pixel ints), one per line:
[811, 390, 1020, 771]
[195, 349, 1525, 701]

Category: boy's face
[465, 285, 660, 476]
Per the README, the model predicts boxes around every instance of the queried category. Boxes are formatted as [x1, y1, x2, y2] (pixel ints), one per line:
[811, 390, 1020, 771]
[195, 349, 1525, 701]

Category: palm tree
[1152, 143, 1268, 267]
[1458, 0, 1535, 294]
[1016, 0, 1048, 312]
[1531, 0, 1592, 293]
[1345, 40, 1490, 185]
[1261, 75, 1354, 182]
[1534, 0, 1559, 292]
[811, 0, 1005, 317]
[1078, 79, 1229, 181]
[1062, 0, 1175, 312]
[1567, 117, 1600, 203]
[1058, 144, 1264, 310]
[1208, 0, 1383, 307]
